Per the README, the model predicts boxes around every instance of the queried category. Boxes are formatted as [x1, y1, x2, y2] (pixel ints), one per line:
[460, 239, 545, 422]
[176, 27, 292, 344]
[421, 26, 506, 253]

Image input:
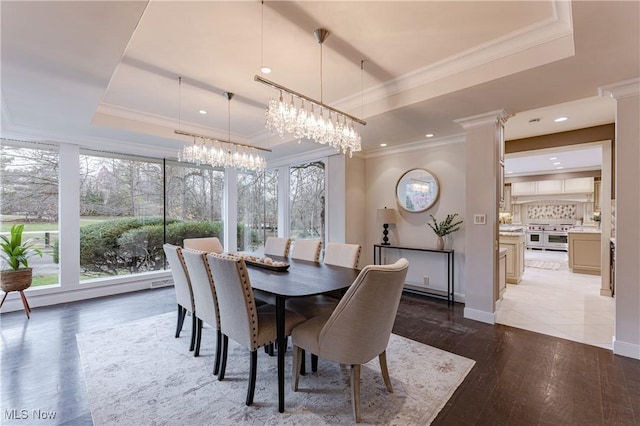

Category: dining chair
[291, 258, 409, 423]
[290, 239, 322, 262]
[323, 242, 361, 269]
[162, 244, 197, 351]
[181, 248, 222, 376]
[264, 237, 291, 258]
[206, 253, 306, 406]
[183, 237, 224, 254]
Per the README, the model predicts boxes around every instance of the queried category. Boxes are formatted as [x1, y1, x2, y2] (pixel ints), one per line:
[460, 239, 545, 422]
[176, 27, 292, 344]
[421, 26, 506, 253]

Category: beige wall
[345, 155, 367, 268]
[364, 139, 466, 297]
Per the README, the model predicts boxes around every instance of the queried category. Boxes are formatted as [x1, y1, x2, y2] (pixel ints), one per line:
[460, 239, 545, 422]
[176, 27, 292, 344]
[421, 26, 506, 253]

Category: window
[237, 169, 278, 252]
[0, 142, 60, 287]
[79, 153, 164, 280]
[289, 161, 325, 243]
[165, 160, 224, 244]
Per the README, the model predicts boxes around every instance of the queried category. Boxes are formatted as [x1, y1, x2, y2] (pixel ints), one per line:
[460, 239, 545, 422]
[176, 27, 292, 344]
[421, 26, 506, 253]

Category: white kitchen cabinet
[500, 185, 512, 213]
[594, 180, 602, 211]
[563, 177, 594, 193]
[511, 178, 594, 196]
[537, 179, 563, 194]
[511, 181, 537, 196]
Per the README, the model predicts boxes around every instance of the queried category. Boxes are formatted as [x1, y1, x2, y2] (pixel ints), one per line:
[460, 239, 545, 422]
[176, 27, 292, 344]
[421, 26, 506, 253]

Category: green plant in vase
[1, 224, 43, 317]
[427, 213, 463, 250]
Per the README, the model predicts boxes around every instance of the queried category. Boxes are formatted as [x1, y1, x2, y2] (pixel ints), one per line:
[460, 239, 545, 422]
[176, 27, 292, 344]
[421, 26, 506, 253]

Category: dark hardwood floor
[1, 289, 638, 425]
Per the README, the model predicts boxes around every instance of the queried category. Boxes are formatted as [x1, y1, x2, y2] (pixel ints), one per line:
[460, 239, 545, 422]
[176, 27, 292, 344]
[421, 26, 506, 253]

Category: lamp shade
[377, 207, 397, 224]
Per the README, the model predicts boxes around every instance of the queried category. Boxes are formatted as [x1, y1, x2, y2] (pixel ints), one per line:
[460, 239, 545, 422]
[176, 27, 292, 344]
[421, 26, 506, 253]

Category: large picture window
[79, 153, 164, 280]
[237, 169, 278, 252]
[165, 160, 224, 244]
[0, 142, 60, 287]
[290, 161, 325, 243]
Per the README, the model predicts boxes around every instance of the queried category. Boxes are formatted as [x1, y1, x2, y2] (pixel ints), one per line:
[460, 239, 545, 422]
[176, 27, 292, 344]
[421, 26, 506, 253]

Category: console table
[373, 244, 454, 305]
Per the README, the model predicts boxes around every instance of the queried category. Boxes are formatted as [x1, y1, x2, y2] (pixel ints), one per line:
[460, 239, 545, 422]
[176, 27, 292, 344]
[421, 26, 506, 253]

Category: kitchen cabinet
[498, 248, 507, 299]
[568, 231, 601, 275]
[500, 185, 512, 213]
[499, 233, 525, 284]
[511, 177, 594, 196]
[594, 180, 602, 211]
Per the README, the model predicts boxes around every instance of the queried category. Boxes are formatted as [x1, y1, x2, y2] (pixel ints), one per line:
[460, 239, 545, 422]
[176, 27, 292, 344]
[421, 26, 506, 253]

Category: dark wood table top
[246, 257, 360, 298]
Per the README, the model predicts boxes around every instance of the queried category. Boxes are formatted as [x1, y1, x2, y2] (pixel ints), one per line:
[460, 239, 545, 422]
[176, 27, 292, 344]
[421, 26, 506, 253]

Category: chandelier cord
[319, 37, 323, 104]
[178, 76, 182, 131]
[260, 1, 265, 70]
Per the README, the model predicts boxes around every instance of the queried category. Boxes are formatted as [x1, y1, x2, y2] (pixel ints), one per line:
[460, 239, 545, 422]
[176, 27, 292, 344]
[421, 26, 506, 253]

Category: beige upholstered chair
[291, 239, 322, 262]
[183, 237, 224, 254]
[264, 237, 291, 258]
[182, 248, 222, 375]
[206, 253, 306, 406]
[323, 242, 361, 269]
[163, 244, 197, 351]
[291, 258, 409, 423]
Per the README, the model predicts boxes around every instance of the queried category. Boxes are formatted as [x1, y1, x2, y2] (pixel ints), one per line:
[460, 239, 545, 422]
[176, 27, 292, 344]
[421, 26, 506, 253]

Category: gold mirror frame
[396, 168, 439, 213]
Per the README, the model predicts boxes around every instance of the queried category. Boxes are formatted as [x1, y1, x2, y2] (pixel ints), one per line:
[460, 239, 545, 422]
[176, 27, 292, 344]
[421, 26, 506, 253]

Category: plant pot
[0, 268, 33, 292]
[435, 236, 445, 250]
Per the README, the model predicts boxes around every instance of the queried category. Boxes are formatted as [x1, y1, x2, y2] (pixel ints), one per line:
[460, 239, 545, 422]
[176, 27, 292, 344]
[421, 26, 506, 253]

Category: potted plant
[1, 224, 42, 295]
[427, 213, 463, 250]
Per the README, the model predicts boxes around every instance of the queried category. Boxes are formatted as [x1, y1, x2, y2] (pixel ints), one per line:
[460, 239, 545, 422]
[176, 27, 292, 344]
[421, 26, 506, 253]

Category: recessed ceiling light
[554, 116, 568, 122]
[380, 143, 387, 147]
[507, 171, 513, 174]
[260, 65, 272, 74]
[556, 166, 564, 170]
[528, 118, 541, 124]
[425, 133, 434, 138]
[553, 162, 561, 165]
[199, 110, 207, 115]
[549, 157, 557, 160]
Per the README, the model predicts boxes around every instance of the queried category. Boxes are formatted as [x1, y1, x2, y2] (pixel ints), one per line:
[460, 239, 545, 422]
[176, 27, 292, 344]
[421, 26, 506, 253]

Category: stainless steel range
[527, 223, 570, 251]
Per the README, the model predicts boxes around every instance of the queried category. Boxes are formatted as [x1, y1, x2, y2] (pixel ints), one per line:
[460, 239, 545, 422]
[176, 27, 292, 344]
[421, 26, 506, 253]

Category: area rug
[77, 313, 475, 425]
[525, 260, 561, 270]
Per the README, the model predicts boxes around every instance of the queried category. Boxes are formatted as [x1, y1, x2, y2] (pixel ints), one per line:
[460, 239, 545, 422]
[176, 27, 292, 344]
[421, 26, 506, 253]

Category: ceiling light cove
[554, 116, 568, 122]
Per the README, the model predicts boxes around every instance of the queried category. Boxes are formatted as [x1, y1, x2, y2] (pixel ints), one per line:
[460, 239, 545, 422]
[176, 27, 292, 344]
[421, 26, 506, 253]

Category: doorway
[498, 139, 614, 349]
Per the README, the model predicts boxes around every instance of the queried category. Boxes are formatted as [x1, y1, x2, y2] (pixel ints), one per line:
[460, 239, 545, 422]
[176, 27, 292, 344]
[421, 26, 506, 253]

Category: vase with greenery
[1, 224, 42, 294]
[427, 213, 463, 250]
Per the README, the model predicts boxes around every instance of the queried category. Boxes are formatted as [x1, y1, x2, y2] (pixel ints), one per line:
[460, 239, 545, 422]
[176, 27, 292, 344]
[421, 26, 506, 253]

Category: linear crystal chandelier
[255, 28, 366, 157]
[176, 81, 269, 172]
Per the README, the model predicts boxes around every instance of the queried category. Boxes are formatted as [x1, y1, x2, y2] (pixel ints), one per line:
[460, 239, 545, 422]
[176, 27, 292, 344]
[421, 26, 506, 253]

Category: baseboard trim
[464, 307, 496, 324]
[613, 337, 640, 360]
[0, 271, 172, 314]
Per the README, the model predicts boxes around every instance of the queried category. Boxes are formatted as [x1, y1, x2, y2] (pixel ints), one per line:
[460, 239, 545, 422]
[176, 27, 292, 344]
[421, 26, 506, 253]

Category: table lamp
[377, 207, 397, 245]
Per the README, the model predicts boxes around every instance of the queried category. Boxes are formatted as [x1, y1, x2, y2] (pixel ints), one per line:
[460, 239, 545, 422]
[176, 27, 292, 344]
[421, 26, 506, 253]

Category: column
[601, 79, 640, 359]
[455, 110, 511, 324]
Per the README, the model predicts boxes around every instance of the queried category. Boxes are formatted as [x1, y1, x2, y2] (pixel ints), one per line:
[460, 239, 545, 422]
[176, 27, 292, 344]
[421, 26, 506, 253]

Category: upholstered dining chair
[323, 242, 361, 269]
[163, 244, 197, 351]
[290, 239, 322, 262]
[181, 248, 222, 376]
[291, 258, 409, 423]
[206, 253, 306, 406]
[264, 237, 291, 258]
[183, 237, 224, 254]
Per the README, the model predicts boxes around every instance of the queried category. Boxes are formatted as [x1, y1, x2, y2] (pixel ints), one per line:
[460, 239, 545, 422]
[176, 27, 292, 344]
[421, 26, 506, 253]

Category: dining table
[246, 256, 360, 413]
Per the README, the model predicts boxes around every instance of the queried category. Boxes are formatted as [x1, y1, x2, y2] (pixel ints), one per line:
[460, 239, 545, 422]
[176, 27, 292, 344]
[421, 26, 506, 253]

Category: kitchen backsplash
[527, 203, 576, 220]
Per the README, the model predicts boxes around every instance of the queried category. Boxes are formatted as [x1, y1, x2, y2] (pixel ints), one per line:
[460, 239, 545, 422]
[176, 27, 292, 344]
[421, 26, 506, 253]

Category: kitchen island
[499, 231, 525, 284]
[568, 229, 601, 275]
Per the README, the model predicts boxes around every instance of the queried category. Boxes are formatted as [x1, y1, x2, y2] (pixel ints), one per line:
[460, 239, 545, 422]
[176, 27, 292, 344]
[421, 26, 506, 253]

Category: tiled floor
[496, 249, 615, 350]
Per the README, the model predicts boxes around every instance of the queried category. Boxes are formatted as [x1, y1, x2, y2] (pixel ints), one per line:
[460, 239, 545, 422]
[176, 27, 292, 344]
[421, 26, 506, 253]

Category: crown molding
[365, 133, 466, 159]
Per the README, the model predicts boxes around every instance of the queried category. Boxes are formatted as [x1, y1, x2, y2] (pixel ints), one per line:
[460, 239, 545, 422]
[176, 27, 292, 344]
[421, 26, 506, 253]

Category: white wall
[364, 138, 467, 299]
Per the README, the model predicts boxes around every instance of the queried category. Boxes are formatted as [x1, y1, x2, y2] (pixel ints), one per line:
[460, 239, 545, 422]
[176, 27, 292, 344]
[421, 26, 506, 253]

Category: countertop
[568, 227, 601, 233]
[499, 232, 525, 237]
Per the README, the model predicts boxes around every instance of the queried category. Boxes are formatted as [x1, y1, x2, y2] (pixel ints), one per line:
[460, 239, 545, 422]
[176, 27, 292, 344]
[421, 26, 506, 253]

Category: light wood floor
[496, 249, 614, 349]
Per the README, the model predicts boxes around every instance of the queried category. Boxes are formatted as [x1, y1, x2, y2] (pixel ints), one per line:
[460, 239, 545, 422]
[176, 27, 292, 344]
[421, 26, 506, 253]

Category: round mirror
[396, 168, 439, 212]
